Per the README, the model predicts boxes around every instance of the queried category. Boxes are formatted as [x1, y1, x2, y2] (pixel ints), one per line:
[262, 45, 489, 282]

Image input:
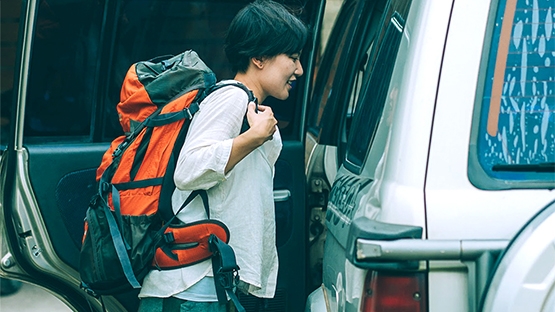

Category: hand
[246, 102, 277, 143]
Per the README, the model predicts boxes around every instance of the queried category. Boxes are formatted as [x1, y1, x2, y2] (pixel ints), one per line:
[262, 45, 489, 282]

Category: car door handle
[273, 190, 291, 202]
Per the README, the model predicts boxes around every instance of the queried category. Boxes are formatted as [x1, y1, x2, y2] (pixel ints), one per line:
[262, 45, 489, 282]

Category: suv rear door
[0, 1, 324, 311]
[425, 0, 555, 309]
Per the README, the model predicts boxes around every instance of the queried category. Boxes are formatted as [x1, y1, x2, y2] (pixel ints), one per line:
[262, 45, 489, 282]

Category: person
[137, 0, 307, 311]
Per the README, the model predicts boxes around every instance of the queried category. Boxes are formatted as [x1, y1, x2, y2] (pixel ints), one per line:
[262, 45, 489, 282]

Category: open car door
[0, 1, 325, 311]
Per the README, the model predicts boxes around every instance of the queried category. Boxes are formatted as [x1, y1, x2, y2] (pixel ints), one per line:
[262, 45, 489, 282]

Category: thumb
[248, 102, 258, 113]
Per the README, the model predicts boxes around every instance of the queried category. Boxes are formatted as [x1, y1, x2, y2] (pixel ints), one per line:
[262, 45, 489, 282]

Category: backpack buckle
[214, 265, 240, 290]
[112, 140, 130, 158]
[100, 182, 112, 193]
[187, 103, 200, 118]
[163, 232, 175, 243]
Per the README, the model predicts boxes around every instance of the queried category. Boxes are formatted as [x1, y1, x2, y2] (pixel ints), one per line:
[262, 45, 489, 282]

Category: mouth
[287, 80, 296, 89]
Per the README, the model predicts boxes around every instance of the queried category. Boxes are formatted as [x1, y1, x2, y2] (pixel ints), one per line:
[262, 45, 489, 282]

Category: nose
[295, 60, 304, 77]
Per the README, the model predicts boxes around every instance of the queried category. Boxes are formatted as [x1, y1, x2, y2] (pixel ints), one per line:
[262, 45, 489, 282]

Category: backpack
[79, 50, 254, 309]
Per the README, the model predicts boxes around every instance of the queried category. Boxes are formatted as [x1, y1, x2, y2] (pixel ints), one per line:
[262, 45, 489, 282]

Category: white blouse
[139, 81, 281, 300]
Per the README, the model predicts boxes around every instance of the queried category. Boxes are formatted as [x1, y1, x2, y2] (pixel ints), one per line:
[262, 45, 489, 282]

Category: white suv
[304, 0, 555, 311]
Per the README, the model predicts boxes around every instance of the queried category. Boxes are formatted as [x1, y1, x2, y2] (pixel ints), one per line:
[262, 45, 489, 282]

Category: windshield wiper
[492, 162, 555, 173]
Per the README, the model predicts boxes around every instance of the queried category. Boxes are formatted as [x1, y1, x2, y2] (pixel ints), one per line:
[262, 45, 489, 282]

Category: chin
[276, 91, 290, 101]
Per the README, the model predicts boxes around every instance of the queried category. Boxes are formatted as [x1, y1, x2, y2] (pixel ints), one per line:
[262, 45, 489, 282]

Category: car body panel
[425, 1, 555, 310]
[306, 0, 555, 311]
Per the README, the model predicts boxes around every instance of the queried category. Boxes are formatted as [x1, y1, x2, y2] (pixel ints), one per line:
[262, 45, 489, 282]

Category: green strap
[113, 177, 163, 191]
[208, 234, 245, 312]
[102, 202, 141, 289]
[145, 103, 200, 127]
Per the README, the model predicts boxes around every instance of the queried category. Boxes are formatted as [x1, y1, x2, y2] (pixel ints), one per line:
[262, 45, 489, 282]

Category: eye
[289, 54, 300, 62]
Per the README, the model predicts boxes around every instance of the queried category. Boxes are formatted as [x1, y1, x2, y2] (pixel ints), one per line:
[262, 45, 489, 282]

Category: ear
[252, 57, 265, 69]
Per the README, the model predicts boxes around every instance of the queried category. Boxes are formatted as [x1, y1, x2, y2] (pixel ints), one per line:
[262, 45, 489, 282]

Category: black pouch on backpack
[79, 195, 163, 295]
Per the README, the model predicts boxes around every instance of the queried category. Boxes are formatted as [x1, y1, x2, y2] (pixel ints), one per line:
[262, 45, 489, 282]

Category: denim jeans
[138, 297, 233, 312]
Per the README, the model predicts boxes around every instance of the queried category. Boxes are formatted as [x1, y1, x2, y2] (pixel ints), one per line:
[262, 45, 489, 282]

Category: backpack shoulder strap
[204, 81, 258, 133]
[204, 81, 258, 105]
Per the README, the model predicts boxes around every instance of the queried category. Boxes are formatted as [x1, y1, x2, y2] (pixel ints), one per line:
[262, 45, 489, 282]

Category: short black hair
[225, 0, 308, 73]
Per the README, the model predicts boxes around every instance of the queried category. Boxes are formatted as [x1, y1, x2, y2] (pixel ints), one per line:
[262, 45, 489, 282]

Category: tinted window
[306, 0, 387, 160]
[339, 0, 386, 158]
[102, 1, 256, 139]
[23, 0, 102, 139]
[0, 1, 21, 146]
[17, 0, 312, 144]
[470, 0, 555, 187]
[345, 0, 411, 173]
[307, 0, 359, 138]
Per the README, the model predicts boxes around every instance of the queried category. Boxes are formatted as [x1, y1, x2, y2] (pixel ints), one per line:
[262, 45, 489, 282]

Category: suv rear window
[469, 0, 555, 188]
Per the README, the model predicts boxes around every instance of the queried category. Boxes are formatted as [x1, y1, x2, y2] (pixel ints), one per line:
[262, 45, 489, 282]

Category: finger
[256, 104, 271, 112]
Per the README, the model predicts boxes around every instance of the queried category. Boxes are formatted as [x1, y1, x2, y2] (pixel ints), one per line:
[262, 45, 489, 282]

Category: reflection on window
[343, 37, 375, 145]
[308, 0, 358, 137]
[477, 0, 554, 181]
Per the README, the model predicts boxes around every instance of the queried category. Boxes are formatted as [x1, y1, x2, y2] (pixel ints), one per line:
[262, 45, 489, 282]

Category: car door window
[20, 0, 253, 143]
[306, 0, 388, 162]
[18, 0, 314, 145]
[338, 0, 387, 159]
[307, 0, 359, 139]
[23, 0, 103, 140]
[0, 2, 21, 147]
[345, 0, 412, 173]
[469, 0, 555, 188]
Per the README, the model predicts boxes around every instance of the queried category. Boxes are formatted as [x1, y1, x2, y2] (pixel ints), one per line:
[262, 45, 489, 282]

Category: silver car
[304, 0, 555, 311]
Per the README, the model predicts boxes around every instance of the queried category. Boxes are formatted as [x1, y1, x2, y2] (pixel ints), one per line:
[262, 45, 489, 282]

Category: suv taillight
[361, 271, 427, 312]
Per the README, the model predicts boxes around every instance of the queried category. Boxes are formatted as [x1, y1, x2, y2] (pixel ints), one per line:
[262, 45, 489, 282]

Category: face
[259, 53, 303, 101]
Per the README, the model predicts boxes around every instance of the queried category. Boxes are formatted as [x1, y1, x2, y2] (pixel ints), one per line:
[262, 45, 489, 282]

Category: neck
[234, 72, 266, 103]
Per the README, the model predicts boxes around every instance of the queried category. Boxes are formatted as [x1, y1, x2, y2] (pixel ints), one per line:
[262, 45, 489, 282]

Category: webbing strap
[111, 184, 130, 250]
[102, 203, 141, 289]
[205, 82, 257, 105]
[154, 190, 209, 241]
[113, 177, 164, 191]
[145, 103, 199, 127]
[174, 190, 209, 218]
[209, 235, 245, 312]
